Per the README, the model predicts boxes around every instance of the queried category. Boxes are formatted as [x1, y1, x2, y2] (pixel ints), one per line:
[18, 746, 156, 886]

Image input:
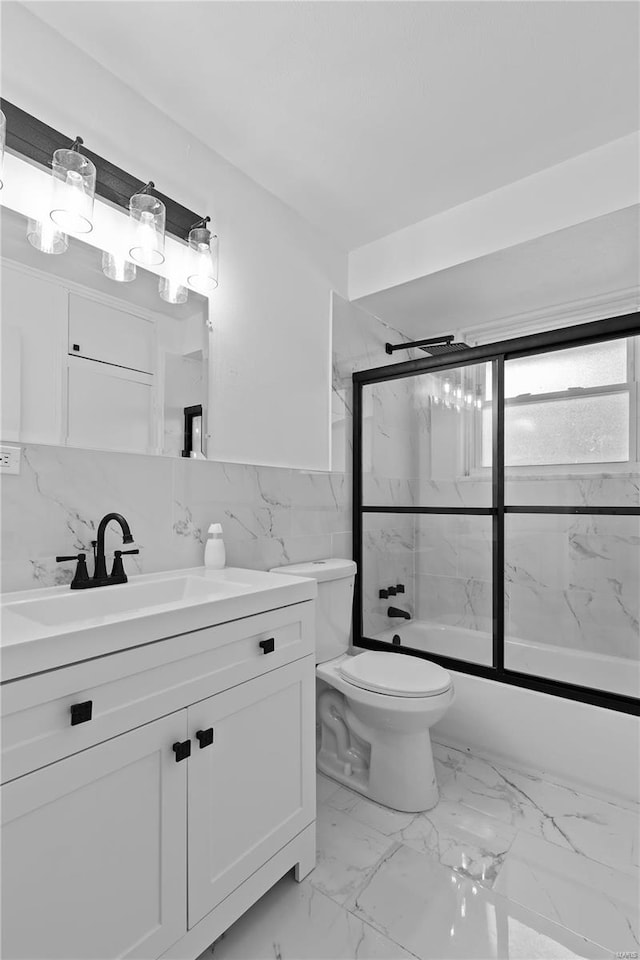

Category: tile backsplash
[1, 445, 350, 591]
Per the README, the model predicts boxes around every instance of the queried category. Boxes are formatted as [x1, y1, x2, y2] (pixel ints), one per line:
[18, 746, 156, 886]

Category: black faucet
[56, 513, 139, 589]
[388, 606, 411, 620]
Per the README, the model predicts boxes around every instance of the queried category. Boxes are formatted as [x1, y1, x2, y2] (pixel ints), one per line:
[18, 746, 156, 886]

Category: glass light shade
[50, 147, 96, 234]
[102, 251, 136, 282]
[27, 218, 68, 255]
[0, 109, 6, 189]
[187, 227, 218, 293]
[159, 275, 188, 304]
[129, 192, 165, 265]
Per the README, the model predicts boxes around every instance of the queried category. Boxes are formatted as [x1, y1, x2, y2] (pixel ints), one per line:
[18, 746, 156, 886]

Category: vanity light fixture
[158, 275, 188, 304]
[26, 217, 68, 255]
[2, 102, 219, 302]
[49, 137, 96, 234]
[129, 183, 166, 266]
[102, 251, 136, 283]
[0, 109, 5, 188]
[187, 217, 218, 293]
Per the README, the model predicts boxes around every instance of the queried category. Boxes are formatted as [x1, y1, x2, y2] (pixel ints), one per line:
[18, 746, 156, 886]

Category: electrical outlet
[0, 445, 21, 475]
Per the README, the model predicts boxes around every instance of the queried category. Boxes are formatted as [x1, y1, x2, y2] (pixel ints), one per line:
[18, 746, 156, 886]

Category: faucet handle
[110, 548, 139, 582]
[56, 553, 90, 589]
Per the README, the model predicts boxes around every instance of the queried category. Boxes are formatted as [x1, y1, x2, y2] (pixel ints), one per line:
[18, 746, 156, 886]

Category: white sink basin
[4, 574, 252, 627]
[0, 566, 316, 682]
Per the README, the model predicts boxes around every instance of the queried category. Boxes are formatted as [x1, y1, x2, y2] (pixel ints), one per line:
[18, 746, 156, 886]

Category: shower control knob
[387, 586, 397, 596]
[396, 584, 405, 593]
[379, 589, 388, 599]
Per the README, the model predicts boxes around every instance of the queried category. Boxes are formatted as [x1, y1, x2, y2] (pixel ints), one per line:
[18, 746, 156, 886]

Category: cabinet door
[187, 658, 315, 928]
[1, 712, 187, 960]
[68, 293, 154, 374]
[67, 355, 154, 454]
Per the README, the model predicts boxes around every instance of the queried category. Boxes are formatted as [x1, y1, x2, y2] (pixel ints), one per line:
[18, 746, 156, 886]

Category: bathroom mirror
[0, 206, 210, 459]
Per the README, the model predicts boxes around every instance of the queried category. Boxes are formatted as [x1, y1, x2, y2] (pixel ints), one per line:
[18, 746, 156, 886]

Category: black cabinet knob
[196, 728, 214, 749]
[70, 700, 93, 725]
[172, 740, 191, 762]
[259, 637, 275, 654]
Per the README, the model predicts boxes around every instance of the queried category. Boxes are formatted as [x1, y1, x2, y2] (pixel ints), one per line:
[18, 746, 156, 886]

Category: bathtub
[375, 619, 640, 700]
[373, 619, 640, 804]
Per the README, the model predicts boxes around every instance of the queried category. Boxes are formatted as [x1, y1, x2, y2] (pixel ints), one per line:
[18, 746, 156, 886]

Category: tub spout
[388, 606, 411, 620]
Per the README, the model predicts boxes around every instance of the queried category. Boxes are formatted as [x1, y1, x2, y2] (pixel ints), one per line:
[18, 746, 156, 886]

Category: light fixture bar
[0, 98, 206, 242]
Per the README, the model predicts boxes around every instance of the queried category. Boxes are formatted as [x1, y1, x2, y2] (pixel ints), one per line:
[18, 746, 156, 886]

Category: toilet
[270, 559, 454, 813]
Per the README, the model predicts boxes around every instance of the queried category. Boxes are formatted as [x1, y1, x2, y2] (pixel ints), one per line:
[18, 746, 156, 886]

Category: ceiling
[22, 1, 640, 250]
[354, 205, 640, 338]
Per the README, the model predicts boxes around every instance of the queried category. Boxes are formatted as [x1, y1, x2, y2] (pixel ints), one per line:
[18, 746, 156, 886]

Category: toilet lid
[339, 651, 452, 698]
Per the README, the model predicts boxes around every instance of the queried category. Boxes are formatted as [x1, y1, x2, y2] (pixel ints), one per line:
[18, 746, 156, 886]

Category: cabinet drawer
[1, 601, 314, 783]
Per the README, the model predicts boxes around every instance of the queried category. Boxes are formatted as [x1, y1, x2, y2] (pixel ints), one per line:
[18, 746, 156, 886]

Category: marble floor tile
[325, 789, 516, 886]
[433, 742, 639, 873]
[349, 842, 608, 960]
[309, 803, 398, 906]
[202, 874, 415, 960]
[493, 832, 640, 954]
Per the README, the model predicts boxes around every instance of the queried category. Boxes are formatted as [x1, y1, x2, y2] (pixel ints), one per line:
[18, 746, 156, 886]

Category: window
[480, 336, 638, 469]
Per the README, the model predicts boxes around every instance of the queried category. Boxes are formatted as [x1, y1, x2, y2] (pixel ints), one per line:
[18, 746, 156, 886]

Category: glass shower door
[360, 360, 495, 666]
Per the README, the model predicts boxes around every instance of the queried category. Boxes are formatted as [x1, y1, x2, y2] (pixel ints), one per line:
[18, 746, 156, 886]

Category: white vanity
[0, 567, 317, 960]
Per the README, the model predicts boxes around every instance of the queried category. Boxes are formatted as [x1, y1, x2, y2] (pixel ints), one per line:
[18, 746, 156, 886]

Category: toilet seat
[339, 651, 451, 698]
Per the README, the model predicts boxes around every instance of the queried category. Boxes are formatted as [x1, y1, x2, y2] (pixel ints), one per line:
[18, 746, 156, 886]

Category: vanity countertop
[0, 566, 316, 682]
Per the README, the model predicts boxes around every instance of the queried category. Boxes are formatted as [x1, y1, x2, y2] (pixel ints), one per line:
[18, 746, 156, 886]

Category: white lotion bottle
[204, 523, 226, 569]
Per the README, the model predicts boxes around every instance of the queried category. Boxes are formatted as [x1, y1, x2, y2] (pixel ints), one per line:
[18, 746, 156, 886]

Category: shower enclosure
[352, 314, 640, 713]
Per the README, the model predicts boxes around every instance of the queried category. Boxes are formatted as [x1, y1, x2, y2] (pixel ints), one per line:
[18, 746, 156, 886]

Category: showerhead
[385, 335, 471, 356]
[419, 341, 471, 355]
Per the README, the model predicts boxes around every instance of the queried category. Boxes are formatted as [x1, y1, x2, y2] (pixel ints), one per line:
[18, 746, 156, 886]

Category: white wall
[1, 4, 347, 470]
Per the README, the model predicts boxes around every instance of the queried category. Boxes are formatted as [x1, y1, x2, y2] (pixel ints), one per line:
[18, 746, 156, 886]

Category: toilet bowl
[269, 559, 454, 813]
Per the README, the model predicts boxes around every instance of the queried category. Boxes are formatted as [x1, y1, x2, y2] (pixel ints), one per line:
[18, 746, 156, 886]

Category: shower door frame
[352, 312, 640, 715]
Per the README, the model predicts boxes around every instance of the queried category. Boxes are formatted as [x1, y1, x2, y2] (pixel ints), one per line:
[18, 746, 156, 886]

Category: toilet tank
[269, 559, 357, 663]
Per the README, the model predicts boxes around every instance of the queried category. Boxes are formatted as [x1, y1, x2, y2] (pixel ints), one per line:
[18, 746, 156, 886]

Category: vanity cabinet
[0, 600, 316, 960]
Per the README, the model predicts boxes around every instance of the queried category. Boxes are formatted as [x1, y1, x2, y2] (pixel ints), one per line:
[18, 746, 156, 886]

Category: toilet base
[317, 722, 440, 813]
[317, 749, 439, 812]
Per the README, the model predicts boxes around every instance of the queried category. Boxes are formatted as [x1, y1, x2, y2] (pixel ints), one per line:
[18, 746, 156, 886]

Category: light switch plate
[0, 445, 21, 475]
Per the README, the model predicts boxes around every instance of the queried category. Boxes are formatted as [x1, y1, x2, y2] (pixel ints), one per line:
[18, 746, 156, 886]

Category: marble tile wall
[332, 294, 419, 635]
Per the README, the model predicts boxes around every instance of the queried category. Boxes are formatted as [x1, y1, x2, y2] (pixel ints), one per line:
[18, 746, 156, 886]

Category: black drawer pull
[172, 740, 191, 762]
[196, 728, 214, 749]
[259, 637, 275, 654]
[70, 700, 93, 725]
